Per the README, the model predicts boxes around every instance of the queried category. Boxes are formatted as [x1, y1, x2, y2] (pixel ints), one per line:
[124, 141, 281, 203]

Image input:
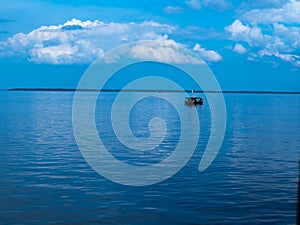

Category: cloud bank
[0, 18, 222, 65]
[225, 0, 300, 66]
[1, 19, 174, 64]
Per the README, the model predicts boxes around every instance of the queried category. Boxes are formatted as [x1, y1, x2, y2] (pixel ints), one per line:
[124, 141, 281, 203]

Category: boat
[184, 97, 204, 106]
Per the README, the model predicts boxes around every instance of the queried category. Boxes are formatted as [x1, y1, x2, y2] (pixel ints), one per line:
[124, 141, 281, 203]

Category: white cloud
[225, 20, 265, 46]
[102, 39, 217, 64]
[1, 18, 222, 65]
[0, 18, 177, 64]
[127, 39, 203, 64]
[258, 49, 300, 66]
[163, 6, 184, 14]
[233, 43, 247, 54]
[225, 20, 250, 38]
[185, 0, 201, 10]
[193, 43, 222, 62]
[225, 0, 300, 66]
[224, 1, 300, 67]
[273, 23, 300, 50]
[225, 20, 300, 65]
[241, 0, 300, 24]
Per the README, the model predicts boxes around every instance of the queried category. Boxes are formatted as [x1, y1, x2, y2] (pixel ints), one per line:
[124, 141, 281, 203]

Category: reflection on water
[0, 91, 299, 224]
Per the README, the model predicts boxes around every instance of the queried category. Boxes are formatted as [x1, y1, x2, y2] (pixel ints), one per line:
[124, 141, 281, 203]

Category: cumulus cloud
[125, 39, 203, 64]
[0, 18, 176, 64]
[225, 15, 300, 66]
[273, 23, 300, 50]
[225, 20, 250, 37]
[99, 37, 204, 65]
[233, 43, 247, 54]
[193, 43, 222, 62]
[163, 6, 184, 14]
[225, 20, 250, 39]
[185, 0, 201, 10]
[225, 20, 265, 46]
[0, 18, 222, 65]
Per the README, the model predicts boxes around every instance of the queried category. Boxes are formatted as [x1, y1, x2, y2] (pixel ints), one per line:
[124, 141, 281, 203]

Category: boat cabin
[184, 97, 204, 106]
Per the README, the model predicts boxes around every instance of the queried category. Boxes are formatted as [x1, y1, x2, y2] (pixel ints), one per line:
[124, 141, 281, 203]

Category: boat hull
[184, 97, 204, 106]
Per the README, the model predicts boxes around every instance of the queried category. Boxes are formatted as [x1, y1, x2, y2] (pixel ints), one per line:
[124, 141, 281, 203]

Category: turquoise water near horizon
[0, 91, 299, 224]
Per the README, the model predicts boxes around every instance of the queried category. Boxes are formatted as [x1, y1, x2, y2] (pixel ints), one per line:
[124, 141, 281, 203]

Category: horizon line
[3, 88, 300, 94]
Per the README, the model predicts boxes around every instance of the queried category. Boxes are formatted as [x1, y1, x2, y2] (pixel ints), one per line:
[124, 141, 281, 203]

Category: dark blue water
[0, 91, 299, 224]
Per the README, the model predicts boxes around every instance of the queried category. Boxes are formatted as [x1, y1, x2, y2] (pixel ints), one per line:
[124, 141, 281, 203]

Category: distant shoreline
[3, 88, 300, 94]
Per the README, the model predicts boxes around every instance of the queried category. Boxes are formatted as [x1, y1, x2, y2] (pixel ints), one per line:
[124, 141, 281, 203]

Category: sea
[0, 90, 299, 225]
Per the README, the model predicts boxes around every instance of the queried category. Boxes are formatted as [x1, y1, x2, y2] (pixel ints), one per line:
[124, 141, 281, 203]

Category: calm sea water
[0, 91, 299, 225]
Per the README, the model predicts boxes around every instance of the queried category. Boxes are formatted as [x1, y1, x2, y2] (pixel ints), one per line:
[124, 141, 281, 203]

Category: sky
[0, 0, 299, 91]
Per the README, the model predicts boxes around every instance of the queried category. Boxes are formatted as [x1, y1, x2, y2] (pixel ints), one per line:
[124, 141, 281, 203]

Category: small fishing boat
[184, 97, 204, 106]
[185, 90, 204, 106]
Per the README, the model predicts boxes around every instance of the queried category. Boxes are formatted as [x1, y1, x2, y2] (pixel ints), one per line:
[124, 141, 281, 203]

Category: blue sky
[0, 0, 299, 91]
